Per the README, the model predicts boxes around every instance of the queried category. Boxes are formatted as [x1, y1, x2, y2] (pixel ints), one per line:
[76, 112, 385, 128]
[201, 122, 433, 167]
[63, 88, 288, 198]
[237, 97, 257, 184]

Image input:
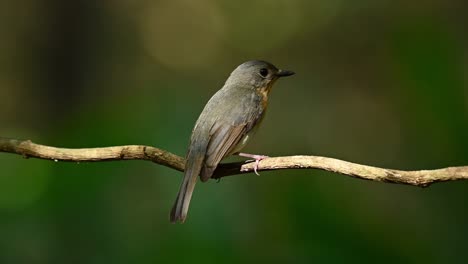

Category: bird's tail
[170, 166, 199, 223]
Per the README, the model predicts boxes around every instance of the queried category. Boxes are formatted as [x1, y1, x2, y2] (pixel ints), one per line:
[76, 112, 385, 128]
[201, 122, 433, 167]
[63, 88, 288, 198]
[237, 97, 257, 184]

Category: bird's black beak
[276, 69, 295, 77]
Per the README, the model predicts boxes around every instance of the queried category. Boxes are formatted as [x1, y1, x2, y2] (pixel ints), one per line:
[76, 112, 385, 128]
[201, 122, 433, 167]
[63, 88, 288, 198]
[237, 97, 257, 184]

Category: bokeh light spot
[140, 0, 225, 71]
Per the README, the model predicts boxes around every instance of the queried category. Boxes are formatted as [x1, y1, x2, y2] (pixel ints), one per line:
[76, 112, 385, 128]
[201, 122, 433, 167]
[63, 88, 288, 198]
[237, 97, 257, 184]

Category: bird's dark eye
[259, 68, 269, 77]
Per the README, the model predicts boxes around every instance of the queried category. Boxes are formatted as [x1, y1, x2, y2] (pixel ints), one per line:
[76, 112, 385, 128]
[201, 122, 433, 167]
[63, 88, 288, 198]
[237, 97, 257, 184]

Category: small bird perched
[170, 60, 294, 223]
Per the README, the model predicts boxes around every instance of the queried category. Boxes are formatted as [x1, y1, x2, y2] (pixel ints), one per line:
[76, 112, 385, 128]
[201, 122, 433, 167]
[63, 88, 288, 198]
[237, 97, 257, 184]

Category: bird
[170, 60, 294, 223]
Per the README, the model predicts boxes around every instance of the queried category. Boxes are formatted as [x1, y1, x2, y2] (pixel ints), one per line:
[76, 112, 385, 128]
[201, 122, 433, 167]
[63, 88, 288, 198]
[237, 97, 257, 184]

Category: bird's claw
[253, 159, 261, 176]
[240, 154, 269, 176]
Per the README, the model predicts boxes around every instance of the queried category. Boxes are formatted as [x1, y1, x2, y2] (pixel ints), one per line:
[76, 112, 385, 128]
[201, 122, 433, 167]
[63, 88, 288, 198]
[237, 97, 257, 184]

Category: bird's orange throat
[260, 78, 278, 95]
[257, 80, 276, 108]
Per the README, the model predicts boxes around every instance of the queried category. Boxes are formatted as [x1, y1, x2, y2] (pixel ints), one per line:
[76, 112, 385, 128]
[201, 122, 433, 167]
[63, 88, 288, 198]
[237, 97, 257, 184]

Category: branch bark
[1, 137, 467, 187]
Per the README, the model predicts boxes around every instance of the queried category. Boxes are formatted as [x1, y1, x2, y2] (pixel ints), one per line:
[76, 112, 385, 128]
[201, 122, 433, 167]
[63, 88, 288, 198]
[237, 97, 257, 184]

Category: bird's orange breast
[257, 81, 274, 109]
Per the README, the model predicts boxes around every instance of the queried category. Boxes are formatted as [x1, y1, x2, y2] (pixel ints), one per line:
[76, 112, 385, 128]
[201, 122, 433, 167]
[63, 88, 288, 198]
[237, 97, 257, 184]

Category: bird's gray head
[224, 60, 294, 91]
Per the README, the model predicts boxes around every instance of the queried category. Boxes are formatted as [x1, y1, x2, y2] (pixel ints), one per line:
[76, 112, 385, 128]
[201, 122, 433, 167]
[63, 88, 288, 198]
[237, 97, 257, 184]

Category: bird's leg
[237, 153, 269, 176]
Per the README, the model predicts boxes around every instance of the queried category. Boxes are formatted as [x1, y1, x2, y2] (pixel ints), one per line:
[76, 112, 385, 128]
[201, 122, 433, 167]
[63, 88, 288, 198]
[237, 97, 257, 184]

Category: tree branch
[1, 137, 467, 187]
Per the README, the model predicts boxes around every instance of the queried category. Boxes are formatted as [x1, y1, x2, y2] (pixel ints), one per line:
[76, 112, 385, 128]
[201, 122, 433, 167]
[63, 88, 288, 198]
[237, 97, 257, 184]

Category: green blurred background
[1, 0, 467, 263]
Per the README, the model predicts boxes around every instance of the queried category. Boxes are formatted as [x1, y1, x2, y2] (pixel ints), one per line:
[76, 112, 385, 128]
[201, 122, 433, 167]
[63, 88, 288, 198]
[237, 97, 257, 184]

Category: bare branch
[1, 137, 467, 187]
[0, 137, 185, 171]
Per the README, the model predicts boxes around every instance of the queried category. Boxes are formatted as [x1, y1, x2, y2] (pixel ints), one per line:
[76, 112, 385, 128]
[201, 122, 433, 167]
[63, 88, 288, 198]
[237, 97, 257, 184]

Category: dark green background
[1, 0, 467, 263]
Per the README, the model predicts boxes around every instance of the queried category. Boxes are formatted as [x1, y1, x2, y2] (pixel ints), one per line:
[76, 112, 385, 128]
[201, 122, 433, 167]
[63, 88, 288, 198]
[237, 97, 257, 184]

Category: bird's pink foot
[237, 153, 269, 175]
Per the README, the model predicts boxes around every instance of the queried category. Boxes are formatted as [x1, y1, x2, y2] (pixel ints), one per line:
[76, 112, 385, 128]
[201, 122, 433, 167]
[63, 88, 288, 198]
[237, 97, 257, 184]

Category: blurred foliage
[0, 0, 467, 263]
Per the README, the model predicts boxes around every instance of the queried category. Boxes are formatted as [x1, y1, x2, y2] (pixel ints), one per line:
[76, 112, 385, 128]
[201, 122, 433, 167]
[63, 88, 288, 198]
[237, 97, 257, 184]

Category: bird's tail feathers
[170, 159, 202, 223]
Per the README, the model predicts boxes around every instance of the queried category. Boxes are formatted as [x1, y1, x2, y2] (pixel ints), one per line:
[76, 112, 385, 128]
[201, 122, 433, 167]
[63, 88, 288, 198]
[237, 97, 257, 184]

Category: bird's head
[225, 60, 294, 92]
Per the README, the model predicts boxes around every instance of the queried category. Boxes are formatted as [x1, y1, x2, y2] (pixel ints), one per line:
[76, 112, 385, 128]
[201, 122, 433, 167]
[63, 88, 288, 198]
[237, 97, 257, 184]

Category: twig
[0, 137, 467, 187]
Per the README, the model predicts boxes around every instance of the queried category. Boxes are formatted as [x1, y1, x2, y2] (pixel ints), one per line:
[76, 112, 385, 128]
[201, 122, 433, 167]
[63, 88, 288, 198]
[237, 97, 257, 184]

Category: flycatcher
[170, 60, 294, 223]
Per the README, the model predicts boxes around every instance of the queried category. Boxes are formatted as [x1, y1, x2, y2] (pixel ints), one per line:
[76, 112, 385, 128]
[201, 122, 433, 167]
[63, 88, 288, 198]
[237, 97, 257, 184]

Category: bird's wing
[200, 123, 247, 181]
[200, 106, 263, 181]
